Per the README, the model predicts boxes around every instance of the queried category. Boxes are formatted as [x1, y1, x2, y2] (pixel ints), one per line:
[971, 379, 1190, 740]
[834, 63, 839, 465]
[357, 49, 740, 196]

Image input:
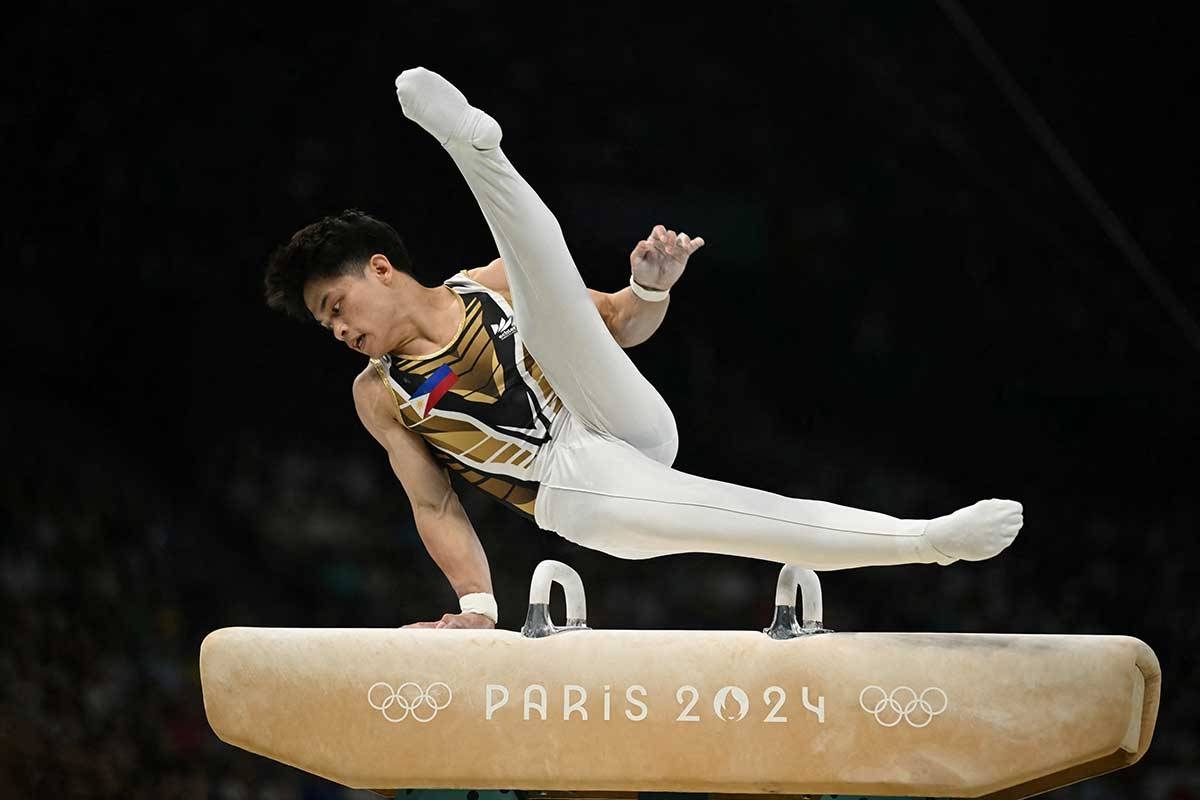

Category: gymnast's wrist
[629, 274, 670, 302]
[459, 592, 498, 624]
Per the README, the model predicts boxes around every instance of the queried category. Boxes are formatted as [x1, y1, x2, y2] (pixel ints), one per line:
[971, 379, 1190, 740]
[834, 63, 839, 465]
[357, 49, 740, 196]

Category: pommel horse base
[200, 562, 1160, 799]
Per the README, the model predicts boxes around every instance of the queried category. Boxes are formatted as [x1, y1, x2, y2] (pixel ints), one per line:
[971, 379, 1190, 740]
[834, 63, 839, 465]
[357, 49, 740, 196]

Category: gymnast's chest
[382, 344, 525, 430]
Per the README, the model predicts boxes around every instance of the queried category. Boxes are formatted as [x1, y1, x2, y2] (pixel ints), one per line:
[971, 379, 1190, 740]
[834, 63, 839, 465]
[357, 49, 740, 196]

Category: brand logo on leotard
[490, 316, 517, 341]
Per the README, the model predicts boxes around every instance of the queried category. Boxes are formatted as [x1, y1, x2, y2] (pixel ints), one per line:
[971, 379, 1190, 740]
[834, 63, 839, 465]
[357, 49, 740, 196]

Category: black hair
[264, 209, 413, 321]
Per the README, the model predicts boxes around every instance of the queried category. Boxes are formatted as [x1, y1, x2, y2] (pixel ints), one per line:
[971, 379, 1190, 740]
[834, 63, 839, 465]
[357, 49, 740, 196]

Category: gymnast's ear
[366, 253, 396, 283]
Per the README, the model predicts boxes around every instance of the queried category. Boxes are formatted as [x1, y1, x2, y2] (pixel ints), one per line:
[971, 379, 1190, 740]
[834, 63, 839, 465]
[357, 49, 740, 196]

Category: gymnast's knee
[644, 433, 679, 467]
[637, 401, 679, 466]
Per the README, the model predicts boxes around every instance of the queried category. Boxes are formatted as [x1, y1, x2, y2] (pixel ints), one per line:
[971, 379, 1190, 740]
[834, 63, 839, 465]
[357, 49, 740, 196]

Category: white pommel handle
[528, 559, 588, 619]
[775, 564, 823, 623]
[764, 564, 830, 639]
[522, 560, 590, 638]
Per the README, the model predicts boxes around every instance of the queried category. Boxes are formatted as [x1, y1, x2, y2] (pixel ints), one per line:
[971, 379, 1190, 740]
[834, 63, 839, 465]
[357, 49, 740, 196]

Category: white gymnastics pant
[434, 120, 942, 569]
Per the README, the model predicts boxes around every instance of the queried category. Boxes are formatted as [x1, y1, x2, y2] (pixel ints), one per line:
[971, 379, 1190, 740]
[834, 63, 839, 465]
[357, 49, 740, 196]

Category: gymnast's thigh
[531, 420, 693, 558]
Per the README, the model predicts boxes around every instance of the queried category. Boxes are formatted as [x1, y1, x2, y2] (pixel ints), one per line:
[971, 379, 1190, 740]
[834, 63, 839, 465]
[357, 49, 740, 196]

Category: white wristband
[629, 275, 670, 302]
[459, 592, 498, 624]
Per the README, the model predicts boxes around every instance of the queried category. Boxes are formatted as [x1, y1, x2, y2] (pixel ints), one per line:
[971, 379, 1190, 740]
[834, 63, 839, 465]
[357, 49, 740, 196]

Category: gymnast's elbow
[409, 481, 459, 520]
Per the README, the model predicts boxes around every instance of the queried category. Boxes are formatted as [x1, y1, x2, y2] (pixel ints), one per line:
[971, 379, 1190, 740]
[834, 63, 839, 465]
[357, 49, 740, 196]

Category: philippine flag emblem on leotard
[410, 364, 458, 418]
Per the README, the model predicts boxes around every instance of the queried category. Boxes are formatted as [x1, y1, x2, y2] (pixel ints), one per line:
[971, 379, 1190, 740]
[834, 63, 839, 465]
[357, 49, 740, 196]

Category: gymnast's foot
[923, 498, 1024, 564]
[394, 66, 503, 150]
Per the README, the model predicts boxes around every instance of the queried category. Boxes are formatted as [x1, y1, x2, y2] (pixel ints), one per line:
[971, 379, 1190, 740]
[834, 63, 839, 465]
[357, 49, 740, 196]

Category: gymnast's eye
[332, 302, 341, 316]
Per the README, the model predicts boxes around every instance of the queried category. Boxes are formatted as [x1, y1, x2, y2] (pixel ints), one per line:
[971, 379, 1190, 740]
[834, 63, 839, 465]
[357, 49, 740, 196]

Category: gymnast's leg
[394, 67, 677, 464]
[394, 67, 1024, 567]
[535, 434, 1025, 567]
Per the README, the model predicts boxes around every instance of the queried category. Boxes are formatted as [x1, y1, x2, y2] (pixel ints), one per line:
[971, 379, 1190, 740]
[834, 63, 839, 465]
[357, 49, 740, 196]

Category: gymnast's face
[302, 254, 403, 358]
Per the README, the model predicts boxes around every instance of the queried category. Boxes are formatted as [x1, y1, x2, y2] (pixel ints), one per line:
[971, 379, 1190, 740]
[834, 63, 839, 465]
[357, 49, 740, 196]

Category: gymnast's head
[265, 209, 416, 358]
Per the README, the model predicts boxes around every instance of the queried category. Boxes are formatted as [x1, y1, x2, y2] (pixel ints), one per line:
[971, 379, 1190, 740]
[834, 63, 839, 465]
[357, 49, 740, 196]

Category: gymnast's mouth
[354, 334, 366, 351]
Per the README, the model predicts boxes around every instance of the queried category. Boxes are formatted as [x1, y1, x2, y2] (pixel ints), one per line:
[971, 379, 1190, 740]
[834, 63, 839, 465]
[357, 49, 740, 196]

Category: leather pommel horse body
[200, 562, 1161, 799]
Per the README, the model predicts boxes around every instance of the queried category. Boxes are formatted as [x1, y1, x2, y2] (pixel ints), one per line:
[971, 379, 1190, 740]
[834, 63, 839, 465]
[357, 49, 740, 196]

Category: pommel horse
[199, 561, 1160, 799]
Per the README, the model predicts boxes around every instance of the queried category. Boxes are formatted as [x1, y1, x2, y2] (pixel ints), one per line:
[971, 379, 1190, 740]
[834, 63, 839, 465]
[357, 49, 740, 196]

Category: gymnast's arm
[352, 366, 496, 630]
[466, 258, 667, 349]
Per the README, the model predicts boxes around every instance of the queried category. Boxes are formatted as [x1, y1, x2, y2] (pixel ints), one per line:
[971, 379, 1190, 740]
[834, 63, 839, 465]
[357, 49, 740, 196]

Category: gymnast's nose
[333, 321, 349, 341]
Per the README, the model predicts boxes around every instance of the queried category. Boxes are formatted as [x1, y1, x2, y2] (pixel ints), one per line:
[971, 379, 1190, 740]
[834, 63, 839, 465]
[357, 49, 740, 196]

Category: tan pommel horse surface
[199, 562, 1161, 799]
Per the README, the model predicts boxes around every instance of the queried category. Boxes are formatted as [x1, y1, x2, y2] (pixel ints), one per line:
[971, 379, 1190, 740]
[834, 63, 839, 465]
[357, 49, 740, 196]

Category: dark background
[2, 2, 1197, 798]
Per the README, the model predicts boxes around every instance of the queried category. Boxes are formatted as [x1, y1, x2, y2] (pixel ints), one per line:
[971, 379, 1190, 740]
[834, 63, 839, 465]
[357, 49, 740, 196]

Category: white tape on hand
[459, 592, 498, 624]
[629, 275, 670, 302]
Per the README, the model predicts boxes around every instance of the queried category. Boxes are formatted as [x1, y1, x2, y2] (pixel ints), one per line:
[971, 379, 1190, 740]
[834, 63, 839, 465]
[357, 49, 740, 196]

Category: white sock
[923, 498, 1024, 563]
[394, 67, 502, 150]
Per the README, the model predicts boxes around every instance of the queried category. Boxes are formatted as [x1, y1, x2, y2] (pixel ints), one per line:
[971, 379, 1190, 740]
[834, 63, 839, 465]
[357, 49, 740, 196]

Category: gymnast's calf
[263, 67, 1023, 630]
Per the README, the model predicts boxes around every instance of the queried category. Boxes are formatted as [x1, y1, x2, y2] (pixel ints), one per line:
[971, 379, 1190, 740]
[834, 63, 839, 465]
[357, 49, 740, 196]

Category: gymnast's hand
[402, 612, 495, 630]
[630, 224, 704, 292]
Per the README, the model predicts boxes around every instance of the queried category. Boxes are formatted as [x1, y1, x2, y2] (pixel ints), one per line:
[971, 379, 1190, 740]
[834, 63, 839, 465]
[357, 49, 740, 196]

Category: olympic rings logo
[368, 682, 453, 723]
[858, 686, 948, 728]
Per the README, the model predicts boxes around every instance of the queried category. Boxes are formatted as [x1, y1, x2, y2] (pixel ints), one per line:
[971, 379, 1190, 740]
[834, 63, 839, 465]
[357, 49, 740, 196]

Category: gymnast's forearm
[412, 500, 494, 599]
[608, 286, 670, 348]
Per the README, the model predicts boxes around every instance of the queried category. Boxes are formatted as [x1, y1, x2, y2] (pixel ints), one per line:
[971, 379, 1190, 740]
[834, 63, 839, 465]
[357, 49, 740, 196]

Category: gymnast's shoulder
[461, 257, 510, 296]
[351, 363, 394, 421]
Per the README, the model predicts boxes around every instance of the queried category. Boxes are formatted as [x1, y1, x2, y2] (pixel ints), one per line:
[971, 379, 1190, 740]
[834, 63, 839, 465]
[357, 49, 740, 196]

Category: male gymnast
[264, 67, 1024, 630]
